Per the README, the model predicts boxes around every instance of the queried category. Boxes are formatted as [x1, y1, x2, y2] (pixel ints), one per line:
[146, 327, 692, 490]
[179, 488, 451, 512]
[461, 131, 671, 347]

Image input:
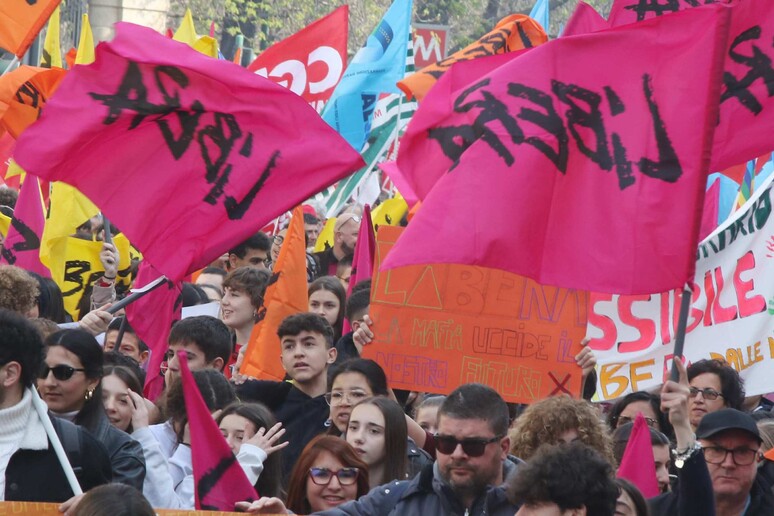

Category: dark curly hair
[0, 265, 39, 315]
[688, 358, 745, 410]
[507, 442, 618, 515]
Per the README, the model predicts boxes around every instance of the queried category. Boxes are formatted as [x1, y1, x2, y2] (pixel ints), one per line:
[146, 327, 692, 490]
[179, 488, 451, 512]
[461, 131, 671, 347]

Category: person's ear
[351, 321, 361, 332]
[139, 350, 150, 363]
[327, 346, 337, 365]
[499, 435, 510, 460]
[211, 357, 225, 372]
[569, 507, 587, 516]
[1, 361, 21, 388]
[227, 254, 238, 270]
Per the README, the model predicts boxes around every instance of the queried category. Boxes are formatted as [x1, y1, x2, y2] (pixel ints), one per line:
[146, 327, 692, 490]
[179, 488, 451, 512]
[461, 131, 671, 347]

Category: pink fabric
[606, 0, 774, 171]
[178, 350, 258, 509]
[379, 162, 418, 207]
[699, 178, 720, 241]
[342, 205, 375, 334]
[0, 175, 49, 277]
[563, 1, 608, 37]
[384, 6, 730, 295]
[13, 22, 364, 282]
[617, 414, 660, 498]
[126, 261, 181, 401]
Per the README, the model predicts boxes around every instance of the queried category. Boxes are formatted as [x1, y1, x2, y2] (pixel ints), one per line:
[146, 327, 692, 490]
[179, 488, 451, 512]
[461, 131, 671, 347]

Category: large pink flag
[125, 261, 181, 401]
[616, 414, 660, 498]
[0, 175, 49, 277]
[606, 0, 774, 172]
[178, 350, 258, 509]
[383, 5, 730, 295]
[13, 23, 365, 283]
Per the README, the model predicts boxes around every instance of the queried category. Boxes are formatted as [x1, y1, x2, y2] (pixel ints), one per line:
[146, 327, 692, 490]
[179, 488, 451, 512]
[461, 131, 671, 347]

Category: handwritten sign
[365, 226, 587, 404]
[589, 175, 774, 400]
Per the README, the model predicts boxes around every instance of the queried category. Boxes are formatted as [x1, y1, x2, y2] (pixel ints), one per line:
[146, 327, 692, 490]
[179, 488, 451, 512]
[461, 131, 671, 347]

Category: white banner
[589, 174, 774, 401]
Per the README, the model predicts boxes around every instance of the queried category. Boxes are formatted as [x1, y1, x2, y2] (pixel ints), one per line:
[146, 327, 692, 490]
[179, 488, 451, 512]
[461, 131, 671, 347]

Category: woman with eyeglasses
[37, 329, 146, 489]
[345, 397, 408, 489]
[606, 391, 674, 441]
[687, 358, 745, 430]
[327, 359, 389, 436]
[220, 267, 270, 377]
[237, 435, 369, 514]
[309, 276, 347, 344]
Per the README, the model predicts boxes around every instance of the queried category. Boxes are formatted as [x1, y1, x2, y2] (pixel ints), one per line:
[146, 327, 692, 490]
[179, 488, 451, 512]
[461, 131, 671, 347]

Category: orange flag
[240, 206, 309, 380]
[0, 66, 66, 139]
[0, 0, 63, 58]
[397, 14, 547, 102]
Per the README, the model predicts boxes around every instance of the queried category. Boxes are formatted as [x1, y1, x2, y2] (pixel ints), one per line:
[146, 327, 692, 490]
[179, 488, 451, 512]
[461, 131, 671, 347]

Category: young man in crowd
[304, 212, 321, 251]
[237, 312, 337, 480]
[314, 212, 359, 278]
[103, 316, 149, 367]
[227, 232, 272, 271]
[333, 282, 370, 364]
[315, 383, 519, 515]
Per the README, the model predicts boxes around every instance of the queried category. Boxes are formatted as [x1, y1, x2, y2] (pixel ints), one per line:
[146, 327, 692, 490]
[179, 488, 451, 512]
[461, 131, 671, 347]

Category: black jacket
[86, 410, 146, 490]
[648, 450, 714, 516]
[5, 415, 112, 502]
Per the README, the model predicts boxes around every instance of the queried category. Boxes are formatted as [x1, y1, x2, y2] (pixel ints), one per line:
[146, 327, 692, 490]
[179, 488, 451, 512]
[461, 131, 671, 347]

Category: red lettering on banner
[617, 294, 656, 353]
[734, 251, 766, 317]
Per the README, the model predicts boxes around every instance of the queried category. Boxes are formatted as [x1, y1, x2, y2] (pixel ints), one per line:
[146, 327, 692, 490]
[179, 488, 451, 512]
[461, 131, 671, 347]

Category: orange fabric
[0, 0, 62, 57]
[397, 14, 547, 102]
[240, 206, 309, 381]
[0, 66, 66, 139]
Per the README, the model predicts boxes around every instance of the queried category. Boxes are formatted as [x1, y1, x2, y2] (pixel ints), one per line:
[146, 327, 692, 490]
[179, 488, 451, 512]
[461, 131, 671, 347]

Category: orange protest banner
[365, 226, 589, 404]
[397, 14, 547, 102]
[0, 0, 63, 58]
[0, 66, 66, 139]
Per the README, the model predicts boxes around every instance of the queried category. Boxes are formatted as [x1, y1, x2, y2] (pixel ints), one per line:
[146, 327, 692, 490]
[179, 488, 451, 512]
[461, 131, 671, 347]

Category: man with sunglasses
[0, 309, 112, 502]
[315, 383, 519, 515]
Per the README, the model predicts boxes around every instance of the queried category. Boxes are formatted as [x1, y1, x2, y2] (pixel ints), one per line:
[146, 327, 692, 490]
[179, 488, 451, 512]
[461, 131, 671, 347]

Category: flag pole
[670, 283, 693, 382]
[30, 388, 83, 495]
[1, 55, 20, 76]
[107, 275, 168, 314]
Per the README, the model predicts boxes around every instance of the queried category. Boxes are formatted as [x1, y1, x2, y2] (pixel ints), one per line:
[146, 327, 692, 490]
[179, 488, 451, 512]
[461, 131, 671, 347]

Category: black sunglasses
[38, 364, 86, 381]
[434, 434, 503, 457]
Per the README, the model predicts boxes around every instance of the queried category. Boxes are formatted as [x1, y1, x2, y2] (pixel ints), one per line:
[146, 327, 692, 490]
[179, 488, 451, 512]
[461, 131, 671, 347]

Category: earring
[84, 388, 94, 401]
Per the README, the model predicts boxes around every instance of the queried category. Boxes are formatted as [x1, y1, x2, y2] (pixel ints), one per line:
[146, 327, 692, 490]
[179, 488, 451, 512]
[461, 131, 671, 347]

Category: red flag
[699, 177, 721, 241]
[383, 5, 731, 295]
[178, 350, 258, 509]
[13, 23, 365, 283]
[342, 205, 375, 333]
[248, 6, 348, 111]
[126, 261, 182, 401]
[616, 414, 660, 498]
[562, 1, 607, 37]
[0, 0, 62, 58]
[0, 175, 48, 276]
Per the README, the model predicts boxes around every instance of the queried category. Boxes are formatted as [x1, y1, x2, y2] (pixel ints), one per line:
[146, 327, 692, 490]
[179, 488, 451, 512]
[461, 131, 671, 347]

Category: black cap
[696, 409, 762, 443]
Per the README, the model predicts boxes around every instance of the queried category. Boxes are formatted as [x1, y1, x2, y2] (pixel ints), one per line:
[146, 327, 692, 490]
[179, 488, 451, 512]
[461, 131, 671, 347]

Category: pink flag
[13, 22, 365, 283]
[125, 261, 181, 401]
[0, 175, 49, 277]
[178, 349, 258, 509]
[606, 0, 774, 172]
[383, 5, 730, 295]
[699, 178, 721, 241]
[562, 1, 608, 37]
[342, 205, 375, 333]
[616, 414, 660, 498]
[379, 162, 419, 207]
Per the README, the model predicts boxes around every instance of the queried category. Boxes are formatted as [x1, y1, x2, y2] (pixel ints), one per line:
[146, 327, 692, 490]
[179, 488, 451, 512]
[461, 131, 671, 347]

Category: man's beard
[340, 241, 355, 256]
[441, 460, 492, 499]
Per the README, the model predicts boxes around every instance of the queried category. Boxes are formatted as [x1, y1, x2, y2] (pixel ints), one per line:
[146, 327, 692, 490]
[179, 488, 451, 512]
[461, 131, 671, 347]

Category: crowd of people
[0, 201, 773, 515]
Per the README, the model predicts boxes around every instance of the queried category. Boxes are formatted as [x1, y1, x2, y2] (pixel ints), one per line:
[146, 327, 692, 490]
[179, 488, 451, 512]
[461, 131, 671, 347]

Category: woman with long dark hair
[308, 276, 347, 343]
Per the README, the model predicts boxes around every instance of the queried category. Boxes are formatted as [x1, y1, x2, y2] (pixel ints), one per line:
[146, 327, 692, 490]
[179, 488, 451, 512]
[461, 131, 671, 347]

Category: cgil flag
[248, 6, 348, 111]
[240, 206, 308, 381]
[382, 4, 731, 295]
[321, 0, 412, 151]
[13, 22, 364, 283]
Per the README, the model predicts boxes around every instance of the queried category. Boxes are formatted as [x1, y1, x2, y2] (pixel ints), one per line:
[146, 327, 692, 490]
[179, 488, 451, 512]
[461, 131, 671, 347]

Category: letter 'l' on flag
[617, 414, 660, 498]
[321, 0, 412, 151]
[0, 175, 49, 277]
[383, 5, 731, 295]
[13, 22, 365, 283]
[240, 206, 308, 381]
[178, 350, 258, 509]
[0, 0, 62, 58]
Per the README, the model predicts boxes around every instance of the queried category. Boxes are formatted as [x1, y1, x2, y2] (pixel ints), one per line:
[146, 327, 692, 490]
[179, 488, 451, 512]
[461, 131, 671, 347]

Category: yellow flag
[75, 13, 95, 65]
[173, 9, 198, 46]
[40, 181, 98, 269]
[0, 211, 11, 237]
[314, 216, 336, 252]
[372, 194, 408, 228]
[41, 5, 62, 68]
[193, 36, 218, 58]
[5, 159, 25, 181]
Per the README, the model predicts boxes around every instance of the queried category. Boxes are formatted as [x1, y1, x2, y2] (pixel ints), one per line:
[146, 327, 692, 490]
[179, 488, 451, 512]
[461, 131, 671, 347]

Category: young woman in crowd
[613, 422, 672, 493]
[327, 358, 389, 436]
[309, 276, 347, 343]
[236, 435, 369, 514]
[509, 395, 616, 465]
[220, 267, 270, 373]
[102, 361, 144, 433]
[414, 394, 445, 435]
[346, 397, 408, 489]
[607, 390, 674, 440]
[216, 402, 287, 499]
[38, 329, 146, 489]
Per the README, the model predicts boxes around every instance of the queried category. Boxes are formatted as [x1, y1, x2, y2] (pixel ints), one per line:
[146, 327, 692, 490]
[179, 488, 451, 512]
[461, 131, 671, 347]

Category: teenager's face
[221, 287, 255, 332]
[309, 289, 341, 327]
[346, 403, 387, 468]
[104, 330, 147, 364]
[219, 414, 257, 455]
[102, 374, 133, 432]
[280, 331, 335, 384]
[416, 405, 440, 435]
[165, 341, 221, 385]
[329, 372, 373, 433]
[305, 450, 359, 512]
